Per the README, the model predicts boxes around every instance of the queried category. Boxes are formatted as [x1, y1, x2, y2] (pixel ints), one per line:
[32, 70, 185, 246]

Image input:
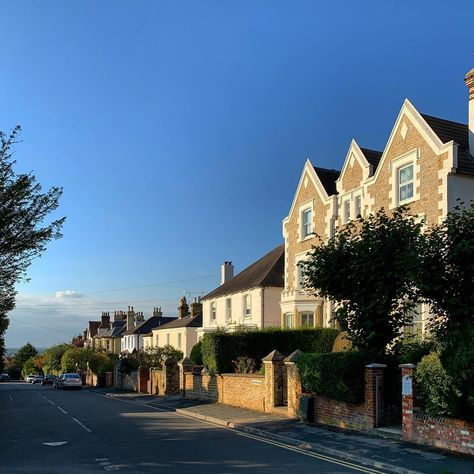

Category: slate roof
[202, 244, 284, 301]
[122, 315, 177, 336]
[95, 319, 126, 338]
[313, 167, 340, 195]
[421, 114, 474, 175]
[360, 148, 383, 170]
[153, 312, 203, 331]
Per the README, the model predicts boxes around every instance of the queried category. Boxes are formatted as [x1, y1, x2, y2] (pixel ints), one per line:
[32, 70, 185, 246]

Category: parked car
[0, 373, 10, 382]
[56, 373, 82, 390]
[42, 374, 56, 386]
[26, 374, 35, 383]
[32, 375, 44, 384]
[53, 374, 63, 389]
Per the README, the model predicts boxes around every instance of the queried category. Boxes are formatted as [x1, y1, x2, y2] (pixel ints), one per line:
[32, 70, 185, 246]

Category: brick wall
[183, 372, 265, 411]
[121, 371, 137, 391]
[313, 395, 371, 430]
[150, 369, 165, 395]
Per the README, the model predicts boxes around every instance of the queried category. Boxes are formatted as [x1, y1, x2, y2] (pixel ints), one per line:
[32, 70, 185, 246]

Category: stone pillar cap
[284, 349, 303, 363]
[399, 363, 417, 369]
[178, 356, 195, 366]
[262, 349, 286, 362]
[365, 363, 387, 368]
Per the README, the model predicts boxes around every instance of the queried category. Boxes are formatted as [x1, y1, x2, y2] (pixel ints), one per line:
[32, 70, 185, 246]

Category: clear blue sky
[2, 1, 473, 347]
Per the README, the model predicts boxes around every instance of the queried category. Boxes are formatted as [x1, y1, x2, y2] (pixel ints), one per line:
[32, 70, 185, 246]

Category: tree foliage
[418, 202, 474, 337]
[301, 207, 424, 358]
[0, 126, 65, 363]
[124, 345, 184, 371]
[61, 347, 96, 372]
[12, 342, 37, 370]
[42, 344, 71, 374]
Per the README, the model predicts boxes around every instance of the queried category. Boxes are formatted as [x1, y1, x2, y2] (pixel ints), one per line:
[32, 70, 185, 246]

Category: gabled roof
[421, 114, 474, 175]
[88, 321, 101, 338]
[360, 148, 383, 170]
[96, 320, 126, 338]
[153, 312, 202, 331]
[313, 167, 340, 195]
[202, 244, 285, 301]
[122, 315, 177, 336]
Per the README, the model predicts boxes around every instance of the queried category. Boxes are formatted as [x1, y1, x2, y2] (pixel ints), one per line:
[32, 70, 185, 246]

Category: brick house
[199, 245, 284, 337]
[281, 68, 474, 332]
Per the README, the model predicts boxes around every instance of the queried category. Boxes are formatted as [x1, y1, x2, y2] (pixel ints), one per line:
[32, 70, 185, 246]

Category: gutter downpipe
[261, 287, 265, 329]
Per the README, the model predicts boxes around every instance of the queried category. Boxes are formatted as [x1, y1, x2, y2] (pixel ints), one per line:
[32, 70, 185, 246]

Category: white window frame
[243, 294, 252, 319]
[301, 208, 312, 239]
[226, 298, 232, 321]
[354, 194, 362, 218]
[177, 333, 182, 349]
[298, 201, 314, 242]
[343, 200, 351, 223]
[398, 163, 414, 204]
[210, 301, 217, 324]
[300, 312, 314, 327]
[389, 149, 420, 209]
[283, 313, 293, 328]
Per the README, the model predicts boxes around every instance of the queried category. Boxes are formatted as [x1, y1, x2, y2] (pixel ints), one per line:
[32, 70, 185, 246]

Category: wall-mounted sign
[402, 375, 413, 396]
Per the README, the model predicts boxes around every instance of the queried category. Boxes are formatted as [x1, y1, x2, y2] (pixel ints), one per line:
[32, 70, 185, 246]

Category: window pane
[302, 209, 312, 237]
[400, 182, 413, 201]
[301, 313, 314, 327]
[400, 165, 413, 184]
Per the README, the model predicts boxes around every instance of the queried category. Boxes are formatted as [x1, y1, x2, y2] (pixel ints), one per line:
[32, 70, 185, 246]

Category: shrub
[201, 327, 339, 374]
[190, 340, 203, 365]
[232, 356, 256, 374]
[124, 345, 184, 371]
[390, 336, 438, 365]
[297, 351, 371, 404]
[416, 352, 460, 417]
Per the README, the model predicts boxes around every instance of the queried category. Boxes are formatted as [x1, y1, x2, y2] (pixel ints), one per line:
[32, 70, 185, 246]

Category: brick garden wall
[312, 395, 371, 430]
[183, 372, 265, 412]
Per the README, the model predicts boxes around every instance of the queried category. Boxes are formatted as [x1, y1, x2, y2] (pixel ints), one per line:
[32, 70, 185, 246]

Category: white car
[56, 373, 82, 390]
[26, 374, 35, 383]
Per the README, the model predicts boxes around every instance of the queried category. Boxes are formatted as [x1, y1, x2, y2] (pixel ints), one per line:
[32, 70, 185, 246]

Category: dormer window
[399, 164, 414, 203]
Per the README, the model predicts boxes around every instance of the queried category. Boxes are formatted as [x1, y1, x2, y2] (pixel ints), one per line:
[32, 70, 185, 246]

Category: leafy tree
[301, 207, 424, 358]
[125, 345, 184, 370]
[12, 342, 37, 370]
[0, 126, 65, 365]
[418, 202, 474, 337]
[61, 347, 95, 372]
[22, 356, 43, 376]
[88, 351, 115, 376]
[42, 344, 71, 374]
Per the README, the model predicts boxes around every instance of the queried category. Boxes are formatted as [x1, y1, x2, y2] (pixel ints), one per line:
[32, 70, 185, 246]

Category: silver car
[57, 373, 82, 390]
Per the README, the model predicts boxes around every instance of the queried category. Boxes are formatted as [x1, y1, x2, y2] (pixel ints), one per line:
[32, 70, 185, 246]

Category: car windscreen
[65, 374, 80, 379]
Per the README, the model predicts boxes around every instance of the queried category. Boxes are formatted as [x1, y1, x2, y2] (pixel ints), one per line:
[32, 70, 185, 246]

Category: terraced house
[281, 68, 474, 333]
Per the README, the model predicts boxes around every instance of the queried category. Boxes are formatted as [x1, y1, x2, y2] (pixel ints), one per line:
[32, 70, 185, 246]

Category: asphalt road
[0, 382, 389, 473]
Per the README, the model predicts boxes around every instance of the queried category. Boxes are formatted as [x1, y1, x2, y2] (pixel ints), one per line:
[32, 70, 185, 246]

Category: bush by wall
[190, 340, 203, 365]
[297, 351, 370, 404]
[201, 327, 339, 374]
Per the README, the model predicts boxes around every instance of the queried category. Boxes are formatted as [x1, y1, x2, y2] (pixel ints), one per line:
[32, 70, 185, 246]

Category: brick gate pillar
[284, 350, 302, 418]
[262, 350, 286, 413]
[163, 358, 179, 395]
[365, 363, 386, 428]
[400, 363, 416, 439]
[178, 357, 195, 396]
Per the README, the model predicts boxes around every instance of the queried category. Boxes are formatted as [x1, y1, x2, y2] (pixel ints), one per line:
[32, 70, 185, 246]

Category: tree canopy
[0, 126, 65, 365]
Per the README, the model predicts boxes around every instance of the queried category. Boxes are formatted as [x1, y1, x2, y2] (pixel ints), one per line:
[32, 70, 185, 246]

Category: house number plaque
[402, 375, 412, 396]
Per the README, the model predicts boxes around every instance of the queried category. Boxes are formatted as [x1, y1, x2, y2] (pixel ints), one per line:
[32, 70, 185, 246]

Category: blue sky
[2, 1, 473, 347]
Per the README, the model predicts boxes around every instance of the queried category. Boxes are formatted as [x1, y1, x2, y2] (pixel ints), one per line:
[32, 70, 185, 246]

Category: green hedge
[297, 351, 370, 404]
[190, 340, 203, 365]
[201, 327, 339, 374]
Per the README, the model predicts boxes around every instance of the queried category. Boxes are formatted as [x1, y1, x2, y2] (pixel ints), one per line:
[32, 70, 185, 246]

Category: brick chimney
[178, 296, 189, 319]
[126, 306, 135, 331]
[153, 307, 163, 318]
[136, 311, 145, 323]
[100, 312, 110, 329]
[465, 67, 474, 156]
[221, 261, 234, 285]
[191, 297, 202, 317]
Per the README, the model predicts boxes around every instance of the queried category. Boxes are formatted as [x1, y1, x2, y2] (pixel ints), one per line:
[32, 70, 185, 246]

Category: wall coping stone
[284, 349, 303, 363]
[262, 349, 286, 362]
[365, 363, 387, 368]
[399, 363, 416, 369]
[221, 373, 265, 378]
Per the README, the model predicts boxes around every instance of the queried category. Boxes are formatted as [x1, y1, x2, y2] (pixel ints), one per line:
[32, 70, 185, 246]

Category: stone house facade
[281, 69, 474, 332]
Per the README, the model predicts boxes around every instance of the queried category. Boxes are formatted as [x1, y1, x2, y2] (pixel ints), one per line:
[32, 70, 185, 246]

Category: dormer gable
[336, 140, 379, 195]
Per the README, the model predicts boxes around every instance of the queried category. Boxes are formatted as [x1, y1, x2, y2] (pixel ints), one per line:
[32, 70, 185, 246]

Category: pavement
[93, 387, 474, 474]
[1, 381, 397, 473]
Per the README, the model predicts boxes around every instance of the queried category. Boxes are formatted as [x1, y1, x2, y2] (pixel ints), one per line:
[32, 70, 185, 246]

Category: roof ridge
[313, 166, 340, 173]
[421, 112, 467, 128]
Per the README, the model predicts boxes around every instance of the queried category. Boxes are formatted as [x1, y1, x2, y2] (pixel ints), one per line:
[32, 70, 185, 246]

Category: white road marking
[104, 466, 120, 471]
[72, 417, 92, 433]
[43, 441, 68, 446]
[96, 458, 109, 462]
[48, 399, 57, 406]
[100, 462, 112, 466]
[57, 406, 68, 415]
[8, 394, 13, 401]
